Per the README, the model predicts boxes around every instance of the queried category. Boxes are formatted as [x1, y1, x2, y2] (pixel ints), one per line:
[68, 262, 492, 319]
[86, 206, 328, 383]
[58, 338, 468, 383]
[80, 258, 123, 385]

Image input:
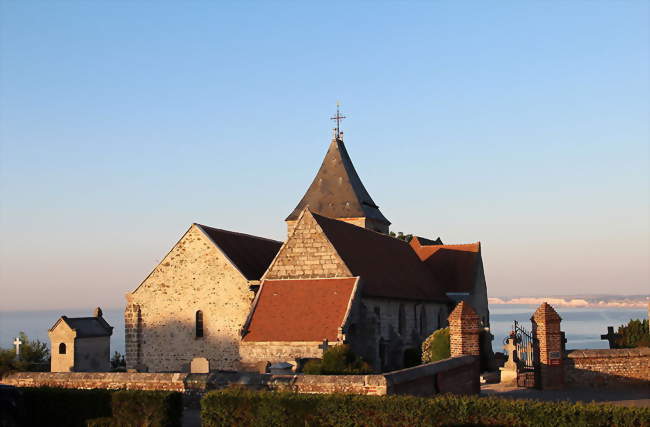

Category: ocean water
[0, 305, 646, 356]
[488, 304, 647, 352]
[0, 308, 126, 355]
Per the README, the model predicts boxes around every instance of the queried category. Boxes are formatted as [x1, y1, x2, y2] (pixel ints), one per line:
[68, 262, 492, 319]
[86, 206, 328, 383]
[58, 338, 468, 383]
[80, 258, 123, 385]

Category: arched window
[195, 310, 204, 338]
[419, 306, 427, 335]
[59, 343, 66, 354]
[398, 304, 406, 335]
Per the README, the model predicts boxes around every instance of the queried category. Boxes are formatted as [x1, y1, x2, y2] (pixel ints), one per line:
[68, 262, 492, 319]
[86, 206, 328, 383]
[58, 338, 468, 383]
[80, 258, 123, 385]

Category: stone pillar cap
[448, 301, 479, 323]
[531, 302, 562, 322]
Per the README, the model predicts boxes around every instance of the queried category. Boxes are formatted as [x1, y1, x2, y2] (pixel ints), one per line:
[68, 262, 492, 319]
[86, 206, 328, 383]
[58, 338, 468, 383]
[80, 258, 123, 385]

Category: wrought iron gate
[512, 320, 535, 371]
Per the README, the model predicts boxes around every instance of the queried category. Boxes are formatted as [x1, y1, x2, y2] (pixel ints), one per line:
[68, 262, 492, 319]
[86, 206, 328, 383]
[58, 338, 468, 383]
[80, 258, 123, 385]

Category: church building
[125, 114, 490, 373]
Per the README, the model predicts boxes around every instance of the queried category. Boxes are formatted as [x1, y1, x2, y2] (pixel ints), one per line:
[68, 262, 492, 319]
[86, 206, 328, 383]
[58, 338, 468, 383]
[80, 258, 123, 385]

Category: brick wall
[532, 302, 564, 389]
[564, 348, 650, 388]
[448, 302, 480, 357]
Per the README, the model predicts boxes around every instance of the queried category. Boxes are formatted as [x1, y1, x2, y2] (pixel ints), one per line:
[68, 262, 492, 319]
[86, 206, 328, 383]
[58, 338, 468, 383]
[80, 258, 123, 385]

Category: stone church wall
[266, 212, 350, 280]
[347, 297, 448, 372]
[125, 225, 254, 372]
[240, 341, 326, 366]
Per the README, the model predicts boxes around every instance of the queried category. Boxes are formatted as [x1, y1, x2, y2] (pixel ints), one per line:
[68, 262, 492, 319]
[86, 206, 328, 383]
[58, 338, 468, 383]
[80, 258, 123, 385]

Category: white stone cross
[13, 337, 22, 357]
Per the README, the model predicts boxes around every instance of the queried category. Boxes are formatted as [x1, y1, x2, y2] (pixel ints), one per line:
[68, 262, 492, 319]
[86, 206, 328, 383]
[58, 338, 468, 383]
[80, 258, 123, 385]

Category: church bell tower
[285, 105, 391, 235]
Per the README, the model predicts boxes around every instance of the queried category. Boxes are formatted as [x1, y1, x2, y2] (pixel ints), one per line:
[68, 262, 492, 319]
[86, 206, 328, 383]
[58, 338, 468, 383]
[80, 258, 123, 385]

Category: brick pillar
[531, 302, 564, 389]
[124, 302, 142, 371]
[448, 302, 481, 357]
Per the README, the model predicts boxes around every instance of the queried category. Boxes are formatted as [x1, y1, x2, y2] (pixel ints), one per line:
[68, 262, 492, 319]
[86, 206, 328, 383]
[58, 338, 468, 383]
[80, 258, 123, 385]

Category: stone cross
[600, 326, 621, 349]
[13, 337, 22, 357]
[502, 336, 518, 370]
[318, 339, 329, 353]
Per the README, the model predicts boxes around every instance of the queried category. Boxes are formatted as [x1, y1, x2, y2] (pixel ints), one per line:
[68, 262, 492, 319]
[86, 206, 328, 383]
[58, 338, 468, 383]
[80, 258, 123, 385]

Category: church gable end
[126, 224, 255, 372]
[265, 210, 351, 280]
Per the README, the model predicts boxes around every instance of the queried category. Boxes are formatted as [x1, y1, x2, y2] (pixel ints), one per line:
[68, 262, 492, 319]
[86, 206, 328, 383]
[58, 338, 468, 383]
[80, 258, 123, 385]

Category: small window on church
[59, 343, 66, 354]
[398, 304, 406, 335]
[195, 310, 204, 338]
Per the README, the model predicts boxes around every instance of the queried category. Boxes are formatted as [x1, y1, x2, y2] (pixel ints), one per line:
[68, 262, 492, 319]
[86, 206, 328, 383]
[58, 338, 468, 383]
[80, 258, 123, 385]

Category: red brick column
[448, 302, 481, 357]
[532, 302, 564, 389]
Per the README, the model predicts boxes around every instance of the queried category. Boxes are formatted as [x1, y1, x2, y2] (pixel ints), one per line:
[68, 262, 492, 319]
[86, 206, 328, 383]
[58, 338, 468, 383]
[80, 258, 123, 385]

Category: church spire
[286, 110, 391, 235]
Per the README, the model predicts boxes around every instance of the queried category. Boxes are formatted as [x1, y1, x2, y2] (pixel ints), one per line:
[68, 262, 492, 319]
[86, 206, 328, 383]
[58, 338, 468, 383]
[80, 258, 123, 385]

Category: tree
[111, 351, 126, 372]
[389, 231, 413, 243]
[0, 332, 50, 377]
[615, 319, 650, 348]
[303, 345, 372, 374]
[421, 327, 450, 363]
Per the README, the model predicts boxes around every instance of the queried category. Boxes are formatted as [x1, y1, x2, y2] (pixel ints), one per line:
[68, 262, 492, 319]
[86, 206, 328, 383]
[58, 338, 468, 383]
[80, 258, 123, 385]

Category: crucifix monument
[13, 337, 22, 357]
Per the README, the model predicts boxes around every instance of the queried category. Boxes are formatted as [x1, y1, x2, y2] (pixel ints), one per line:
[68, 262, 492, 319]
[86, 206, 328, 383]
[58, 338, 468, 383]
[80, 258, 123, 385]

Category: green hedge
[19, 387, 182, 427]
[110, 390, 183, 427]
[201, 388, 650, 427]
[20, 387, 112, 427]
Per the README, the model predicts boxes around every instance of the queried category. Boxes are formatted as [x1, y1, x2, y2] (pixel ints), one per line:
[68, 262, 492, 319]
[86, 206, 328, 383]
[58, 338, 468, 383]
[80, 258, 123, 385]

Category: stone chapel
[125, 122, 491, 373]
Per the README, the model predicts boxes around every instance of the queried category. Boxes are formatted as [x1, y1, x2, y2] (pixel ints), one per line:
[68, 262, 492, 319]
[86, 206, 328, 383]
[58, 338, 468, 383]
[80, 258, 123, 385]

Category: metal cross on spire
[330, 101, 346, 140]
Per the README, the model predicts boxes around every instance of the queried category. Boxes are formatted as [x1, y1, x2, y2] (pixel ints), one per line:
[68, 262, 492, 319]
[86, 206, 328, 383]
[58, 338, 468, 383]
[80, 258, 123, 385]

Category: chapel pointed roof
[285, 137, 391, 225]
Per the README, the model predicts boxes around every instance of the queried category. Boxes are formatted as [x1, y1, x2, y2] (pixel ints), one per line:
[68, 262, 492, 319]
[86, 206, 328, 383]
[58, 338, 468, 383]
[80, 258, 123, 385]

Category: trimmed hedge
[18, 387, 182, 427]
[111, 390, 183, 427]
[201, 388, 650, 427]
[20, 387, 112, 427]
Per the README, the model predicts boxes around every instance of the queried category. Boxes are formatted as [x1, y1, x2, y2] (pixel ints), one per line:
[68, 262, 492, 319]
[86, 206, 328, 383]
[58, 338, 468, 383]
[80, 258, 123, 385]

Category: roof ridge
[194, 223, 282, 244]
[311, 211, 407, 243]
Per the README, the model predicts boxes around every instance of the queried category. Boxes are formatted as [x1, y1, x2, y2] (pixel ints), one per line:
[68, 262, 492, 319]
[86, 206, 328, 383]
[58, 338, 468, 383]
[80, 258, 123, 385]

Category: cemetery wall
[0, 372, 187, 391]
[0, 355, 479, 397]
[564, 347, 650, 388]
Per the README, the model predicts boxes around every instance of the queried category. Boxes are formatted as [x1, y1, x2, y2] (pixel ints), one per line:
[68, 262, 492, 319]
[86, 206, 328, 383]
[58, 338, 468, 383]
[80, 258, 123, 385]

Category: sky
[0, 1, 648, 311]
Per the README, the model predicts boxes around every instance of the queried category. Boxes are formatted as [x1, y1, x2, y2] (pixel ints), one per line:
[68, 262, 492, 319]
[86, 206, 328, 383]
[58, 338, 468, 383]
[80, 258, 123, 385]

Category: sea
[0, 305, 646, 355]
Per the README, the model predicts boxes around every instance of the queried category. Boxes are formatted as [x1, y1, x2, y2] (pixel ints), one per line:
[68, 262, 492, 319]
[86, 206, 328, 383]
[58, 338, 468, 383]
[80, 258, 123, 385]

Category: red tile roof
[410, 237, 481, 294]
[242, 278, 358, 342]
[311, 213, 448, 302]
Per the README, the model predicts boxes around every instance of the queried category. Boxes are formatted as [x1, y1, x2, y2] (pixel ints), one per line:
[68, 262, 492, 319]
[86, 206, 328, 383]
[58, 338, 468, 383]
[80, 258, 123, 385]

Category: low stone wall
[386, 356, 479, 396]
[1, 372, 188, 391]
[1, 356, 480, 397]
[564, 347, 650, 388]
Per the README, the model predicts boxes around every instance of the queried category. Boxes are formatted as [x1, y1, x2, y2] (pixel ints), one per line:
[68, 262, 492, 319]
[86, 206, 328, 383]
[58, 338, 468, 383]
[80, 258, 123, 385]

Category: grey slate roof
[196, 224, 283, 281]
[59, 316, 113, 338]
[286, 138, 391, 225]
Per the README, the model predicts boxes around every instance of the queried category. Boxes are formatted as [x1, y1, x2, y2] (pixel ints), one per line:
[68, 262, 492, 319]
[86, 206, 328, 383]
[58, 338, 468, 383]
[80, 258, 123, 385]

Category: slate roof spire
[286, 118, 391, 233]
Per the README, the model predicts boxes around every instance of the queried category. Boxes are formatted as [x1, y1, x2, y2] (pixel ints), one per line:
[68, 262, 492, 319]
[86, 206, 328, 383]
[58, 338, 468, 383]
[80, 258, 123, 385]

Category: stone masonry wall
[353, 298, 448, 372]
[266, 211, 351, 280]
[124, 303, 142, 371]
[1, 372, 187, 391]
[49, 324, 75, 373]
[1, 356, 479, 397]
[239, 341, 327, 366]
[74, 336, 111, 372]
[126, 225, 254, 372]
[564, 348, 650, 388]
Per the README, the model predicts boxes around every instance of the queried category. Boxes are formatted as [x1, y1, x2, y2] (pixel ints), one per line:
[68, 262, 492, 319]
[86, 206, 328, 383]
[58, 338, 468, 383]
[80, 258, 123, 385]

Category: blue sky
[1, 1, 648, 310]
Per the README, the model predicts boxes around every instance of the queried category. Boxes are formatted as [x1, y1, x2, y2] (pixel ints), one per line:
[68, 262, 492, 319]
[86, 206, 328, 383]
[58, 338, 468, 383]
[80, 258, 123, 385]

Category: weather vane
[330, 101, 346, 140]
